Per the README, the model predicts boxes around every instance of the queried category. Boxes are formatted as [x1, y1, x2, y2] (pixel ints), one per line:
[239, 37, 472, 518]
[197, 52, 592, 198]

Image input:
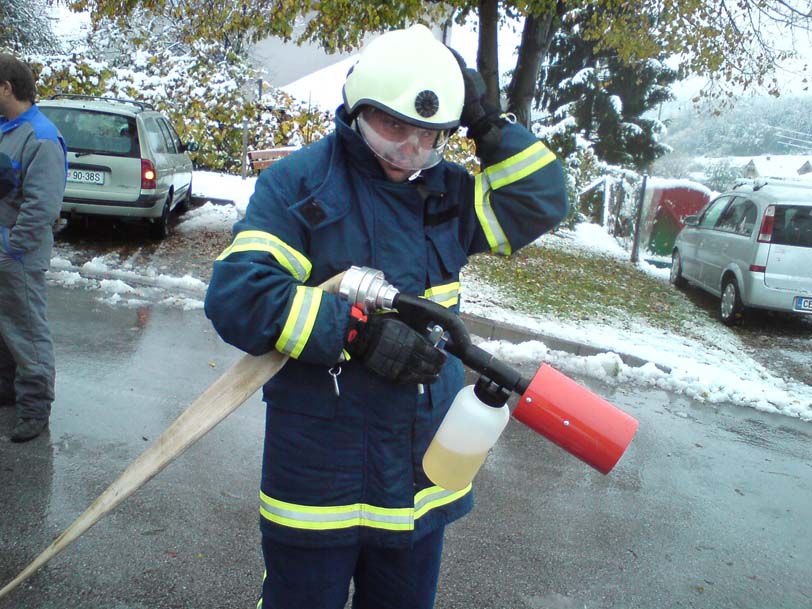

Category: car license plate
[794, 296, 812, 313]
[67, 169, 105, 185]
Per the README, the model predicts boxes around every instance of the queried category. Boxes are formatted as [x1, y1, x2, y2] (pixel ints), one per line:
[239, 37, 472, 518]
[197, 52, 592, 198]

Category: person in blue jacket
[0, 54, 67, 443]
[205, 25, 567, 609]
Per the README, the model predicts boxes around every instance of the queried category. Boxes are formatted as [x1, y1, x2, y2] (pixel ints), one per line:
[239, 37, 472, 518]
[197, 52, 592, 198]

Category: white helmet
[343, 24, 465, 130]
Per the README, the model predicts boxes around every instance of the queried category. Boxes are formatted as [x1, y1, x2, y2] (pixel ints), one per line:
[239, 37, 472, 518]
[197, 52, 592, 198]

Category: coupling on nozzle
[338, 266, 400, 313]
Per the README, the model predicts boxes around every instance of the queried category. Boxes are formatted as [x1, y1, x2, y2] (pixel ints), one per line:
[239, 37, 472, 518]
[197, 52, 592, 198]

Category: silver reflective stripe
[276, 287, 320, 358]
[234, 236, 308, 281]
[260, 500, 414, 527]
[216, 230, 311, 282]
[415, 487, 459, 513]
[486, 142, 556, 191]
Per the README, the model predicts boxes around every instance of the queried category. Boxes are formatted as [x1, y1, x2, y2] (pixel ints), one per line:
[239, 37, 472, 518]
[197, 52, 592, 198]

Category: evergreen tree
[537, 8, 676, 170]
[0, 0, 60, 54]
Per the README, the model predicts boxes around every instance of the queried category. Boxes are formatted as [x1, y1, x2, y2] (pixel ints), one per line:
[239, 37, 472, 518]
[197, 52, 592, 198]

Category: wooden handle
[0, 271, 345, 601]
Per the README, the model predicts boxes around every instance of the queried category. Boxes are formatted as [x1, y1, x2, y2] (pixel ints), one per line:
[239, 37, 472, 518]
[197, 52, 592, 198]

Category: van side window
[716, 198, 757, 236]
[157, 119, 178, 154]
[164, 120, 184, 153]
[144, 117, 168, 154]
[699, 196, 732, 228]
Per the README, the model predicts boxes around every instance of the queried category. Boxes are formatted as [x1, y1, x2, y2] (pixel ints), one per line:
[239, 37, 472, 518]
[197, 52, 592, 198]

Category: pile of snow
[192, 171, 256, 217]
[48, 255, 206, 311]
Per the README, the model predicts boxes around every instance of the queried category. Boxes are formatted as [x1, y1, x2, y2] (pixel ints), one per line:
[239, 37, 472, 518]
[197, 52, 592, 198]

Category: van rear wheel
[670, 251, 687, 288]
[150, 197, 171, 240]
[720, 277, 744, 326]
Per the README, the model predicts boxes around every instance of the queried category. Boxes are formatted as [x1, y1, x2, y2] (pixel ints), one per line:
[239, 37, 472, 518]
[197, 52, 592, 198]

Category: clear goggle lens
[357, 107, 450, 172]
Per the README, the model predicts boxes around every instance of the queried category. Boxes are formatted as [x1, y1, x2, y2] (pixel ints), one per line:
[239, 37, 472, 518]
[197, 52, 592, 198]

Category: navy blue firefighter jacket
[204, 107, 568, 549]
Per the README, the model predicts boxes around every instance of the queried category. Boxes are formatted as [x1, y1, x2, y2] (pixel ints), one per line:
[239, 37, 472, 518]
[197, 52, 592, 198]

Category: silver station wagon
[39, 95, 198, 239]
[671, 178, 812, 325]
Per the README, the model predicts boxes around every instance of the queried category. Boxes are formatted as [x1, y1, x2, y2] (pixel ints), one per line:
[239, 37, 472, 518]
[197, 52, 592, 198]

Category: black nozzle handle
[393, 294, 529, 395]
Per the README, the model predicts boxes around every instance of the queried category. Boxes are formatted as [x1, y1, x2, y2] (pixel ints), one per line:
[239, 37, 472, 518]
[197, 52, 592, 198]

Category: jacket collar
[0, 104, 39, 134]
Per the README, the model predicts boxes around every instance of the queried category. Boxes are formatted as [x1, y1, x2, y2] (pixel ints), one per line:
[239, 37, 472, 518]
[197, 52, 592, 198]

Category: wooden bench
[247, 147, 298, 172]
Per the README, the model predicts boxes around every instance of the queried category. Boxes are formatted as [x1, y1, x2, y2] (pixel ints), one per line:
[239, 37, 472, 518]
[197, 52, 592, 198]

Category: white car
[39, 95, 198, 239]
[670, 178, 812, 325]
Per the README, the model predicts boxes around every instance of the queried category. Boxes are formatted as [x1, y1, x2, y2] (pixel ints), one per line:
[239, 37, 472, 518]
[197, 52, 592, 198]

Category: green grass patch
[467, 244, 698, 330]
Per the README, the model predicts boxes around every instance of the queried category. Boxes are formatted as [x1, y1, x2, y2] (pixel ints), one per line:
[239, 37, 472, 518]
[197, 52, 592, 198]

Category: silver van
[671, 178, 812, 325]
[38, 95, 198, 239]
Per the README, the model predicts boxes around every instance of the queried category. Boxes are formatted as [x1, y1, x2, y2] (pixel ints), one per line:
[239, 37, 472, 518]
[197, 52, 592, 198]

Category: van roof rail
[743, 175, 812, 191]
[47, 94, 155, 112]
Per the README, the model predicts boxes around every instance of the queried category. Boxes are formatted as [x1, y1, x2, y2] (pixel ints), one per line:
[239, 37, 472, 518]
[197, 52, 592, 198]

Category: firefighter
[205, 24, 567, 609]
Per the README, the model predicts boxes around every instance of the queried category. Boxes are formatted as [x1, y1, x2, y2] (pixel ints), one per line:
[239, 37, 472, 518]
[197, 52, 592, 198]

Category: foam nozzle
[513, 364, 639, 474]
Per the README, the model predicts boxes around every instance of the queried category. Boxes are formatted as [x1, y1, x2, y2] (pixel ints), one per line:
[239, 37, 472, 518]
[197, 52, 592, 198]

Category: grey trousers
[0, 253, 54, 420]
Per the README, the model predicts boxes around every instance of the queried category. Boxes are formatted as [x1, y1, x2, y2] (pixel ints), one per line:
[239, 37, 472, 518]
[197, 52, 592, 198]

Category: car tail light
[749, 265, 766, 272]
[141, 159, 157, 190]
[757, 205, 775, 243]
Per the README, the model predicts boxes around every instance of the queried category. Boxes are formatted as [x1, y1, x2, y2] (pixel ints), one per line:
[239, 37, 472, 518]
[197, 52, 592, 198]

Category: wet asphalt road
[0, 286, 810, 609]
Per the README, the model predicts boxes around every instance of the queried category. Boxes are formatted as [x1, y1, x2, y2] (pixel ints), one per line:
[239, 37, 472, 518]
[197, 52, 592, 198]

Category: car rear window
[772, 205, 812, 248]
[39, 107, 140, 158]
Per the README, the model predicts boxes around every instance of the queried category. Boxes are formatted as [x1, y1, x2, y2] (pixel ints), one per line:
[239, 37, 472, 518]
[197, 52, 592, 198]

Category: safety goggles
[357, 107, 451, 172]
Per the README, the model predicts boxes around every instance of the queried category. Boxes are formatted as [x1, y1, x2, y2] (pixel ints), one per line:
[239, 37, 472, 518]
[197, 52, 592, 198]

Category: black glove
[346, 311, 446, 385]
[0, 153, 17, 198]
[446, 47, 504, 154]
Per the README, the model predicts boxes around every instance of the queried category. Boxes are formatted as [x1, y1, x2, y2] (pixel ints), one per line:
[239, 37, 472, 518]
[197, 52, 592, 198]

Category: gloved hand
[345, 308, 446, 385]
[446, 47, 504, 150]
[0, 153, 17, 198]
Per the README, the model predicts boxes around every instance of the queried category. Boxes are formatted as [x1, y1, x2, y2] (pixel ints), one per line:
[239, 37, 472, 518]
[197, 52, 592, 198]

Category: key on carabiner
[328, 365, 342, 397]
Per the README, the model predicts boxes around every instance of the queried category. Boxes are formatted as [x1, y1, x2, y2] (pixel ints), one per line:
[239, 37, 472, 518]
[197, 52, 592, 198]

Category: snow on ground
[49, 254, 206, 311]
[463, 226, 812, 421]
[48, 175, 812, 422]
[191, 171, 256, 218]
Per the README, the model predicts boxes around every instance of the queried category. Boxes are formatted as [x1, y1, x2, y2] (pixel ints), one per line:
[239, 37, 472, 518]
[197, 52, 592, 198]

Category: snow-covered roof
[281, 56, 357, 112]
[646, 177, 713, 195]
[701, 155, 812, 180]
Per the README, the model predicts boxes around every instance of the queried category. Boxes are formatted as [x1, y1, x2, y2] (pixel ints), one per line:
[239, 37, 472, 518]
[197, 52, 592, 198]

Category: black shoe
[10, 418, 48, 443]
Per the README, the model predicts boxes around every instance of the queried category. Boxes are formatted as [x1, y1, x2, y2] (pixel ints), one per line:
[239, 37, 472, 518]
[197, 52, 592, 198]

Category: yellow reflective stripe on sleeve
[423, 282, 461, 308]
[216, 230, 312, 282]
[274, 286, 322, 359]
[473, 141, 556, 255]
[475, 173, 511, 255]
[485, 141, 556, 191]
[258, 484, 472, 532]
[260, 492, 414, 531]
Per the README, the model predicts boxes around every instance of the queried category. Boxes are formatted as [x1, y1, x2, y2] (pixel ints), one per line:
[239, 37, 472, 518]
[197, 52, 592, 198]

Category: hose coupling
[338, 266, 399, 313]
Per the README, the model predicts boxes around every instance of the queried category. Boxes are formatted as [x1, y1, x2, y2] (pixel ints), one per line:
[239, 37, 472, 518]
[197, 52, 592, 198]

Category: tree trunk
[477, 0, 500, 108]
[507, 3, 563, 127]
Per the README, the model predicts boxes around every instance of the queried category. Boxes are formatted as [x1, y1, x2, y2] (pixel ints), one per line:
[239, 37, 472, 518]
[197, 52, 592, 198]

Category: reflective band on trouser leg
[256, 571, 267, 609]
[216, 230, 312, 282]
[422, 282, 460, 308]
[259, 485, 471, 531]
[474, 141, 558, 255]
[275, 286, 322, 359]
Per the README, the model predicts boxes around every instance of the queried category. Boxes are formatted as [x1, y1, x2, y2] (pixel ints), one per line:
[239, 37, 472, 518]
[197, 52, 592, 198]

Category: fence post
[241, 117, 249, 180]
[630, 174, 648, 263]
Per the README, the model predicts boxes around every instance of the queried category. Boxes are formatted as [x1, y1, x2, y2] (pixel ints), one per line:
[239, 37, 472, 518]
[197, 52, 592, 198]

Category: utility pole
[630, 175, 648, 263]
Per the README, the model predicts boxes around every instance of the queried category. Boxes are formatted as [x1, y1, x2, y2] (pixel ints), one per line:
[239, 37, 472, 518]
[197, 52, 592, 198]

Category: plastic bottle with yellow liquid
[422, 381, 510, 491]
